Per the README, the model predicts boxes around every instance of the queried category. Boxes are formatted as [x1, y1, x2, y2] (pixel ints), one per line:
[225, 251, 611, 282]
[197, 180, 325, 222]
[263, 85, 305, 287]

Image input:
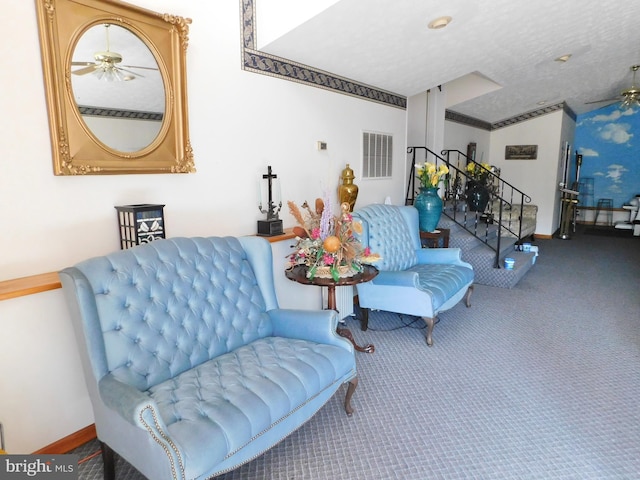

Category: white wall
[443, 120, 491, 163]
[406, 92, 428, 147]
[444, 109, 577, 237]
[488, 110, 570, 236]
[0, 1, 406, 453]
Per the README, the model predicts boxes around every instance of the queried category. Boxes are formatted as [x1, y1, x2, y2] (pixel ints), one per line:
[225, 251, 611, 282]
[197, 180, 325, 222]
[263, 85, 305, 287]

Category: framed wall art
[505, 145, 537, 160]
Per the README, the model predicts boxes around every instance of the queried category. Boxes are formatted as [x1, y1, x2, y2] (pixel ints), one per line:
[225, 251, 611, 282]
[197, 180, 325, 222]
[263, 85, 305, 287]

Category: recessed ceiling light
[428, 16, 452, 30]
[537, 101, 547, 105]
[555, 54, 572, 63]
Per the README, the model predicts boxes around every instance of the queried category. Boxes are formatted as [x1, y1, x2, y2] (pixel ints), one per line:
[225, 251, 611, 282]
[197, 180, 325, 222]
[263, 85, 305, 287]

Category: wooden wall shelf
[0, 272, 62, 301]
[0, 230, 296, 302]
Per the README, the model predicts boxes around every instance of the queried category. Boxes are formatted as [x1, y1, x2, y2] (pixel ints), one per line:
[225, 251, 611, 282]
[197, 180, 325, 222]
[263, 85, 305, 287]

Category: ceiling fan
[585, 65, 640, 108]
[71, 24, 158, 81]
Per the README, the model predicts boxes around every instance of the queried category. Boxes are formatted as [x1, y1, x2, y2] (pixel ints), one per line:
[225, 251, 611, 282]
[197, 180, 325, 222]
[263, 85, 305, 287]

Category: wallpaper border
[447, 102, 577, 131]
[78, 106, 163, 121]
[240, 0, 407, 109]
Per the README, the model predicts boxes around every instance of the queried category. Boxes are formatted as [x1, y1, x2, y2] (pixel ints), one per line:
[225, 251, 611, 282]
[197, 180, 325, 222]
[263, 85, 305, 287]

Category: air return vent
[362, 131, 393, 179]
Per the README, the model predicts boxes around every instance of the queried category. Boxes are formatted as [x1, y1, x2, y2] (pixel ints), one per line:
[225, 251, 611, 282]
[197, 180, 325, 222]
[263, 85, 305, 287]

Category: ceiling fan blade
[584, 97, 620, 105]
[121, 64, 158, 71]
[72, 65, 98, 76]
[71, 61, 95, 66]
[117, 67, 144, 78]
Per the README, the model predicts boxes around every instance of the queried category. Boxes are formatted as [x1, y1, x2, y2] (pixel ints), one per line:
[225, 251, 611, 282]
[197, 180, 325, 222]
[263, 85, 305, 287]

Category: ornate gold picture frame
[35, 0, 195, 175]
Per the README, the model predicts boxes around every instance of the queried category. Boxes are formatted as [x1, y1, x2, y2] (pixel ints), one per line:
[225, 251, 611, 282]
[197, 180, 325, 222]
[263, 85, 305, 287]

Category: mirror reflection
[71, 24, 165, 153]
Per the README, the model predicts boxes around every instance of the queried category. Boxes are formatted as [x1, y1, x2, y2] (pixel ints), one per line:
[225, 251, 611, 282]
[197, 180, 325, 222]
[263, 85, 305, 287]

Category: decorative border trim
[78, 105, 163, 121]
[447, 102, 577, 131]
[445, 110, 493, 131]
[491, 102, 574, 129]
[239, 0, 406, 109]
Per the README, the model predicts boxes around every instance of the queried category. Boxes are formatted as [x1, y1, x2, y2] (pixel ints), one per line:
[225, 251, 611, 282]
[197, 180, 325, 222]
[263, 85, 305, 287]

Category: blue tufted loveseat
[60, 236, 357, 480]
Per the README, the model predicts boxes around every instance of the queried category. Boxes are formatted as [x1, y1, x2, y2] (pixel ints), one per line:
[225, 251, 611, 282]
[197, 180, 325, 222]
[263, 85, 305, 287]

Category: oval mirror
[70, 23, 165, 153]
[35, 0, 194, 175]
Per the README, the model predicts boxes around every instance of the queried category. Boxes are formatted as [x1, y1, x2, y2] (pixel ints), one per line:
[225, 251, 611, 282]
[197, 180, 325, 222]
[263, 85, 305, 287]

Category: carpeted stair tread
[437, 215, 536, 288]
[442, 221, 500, 250]
[461, 247, 536, 288]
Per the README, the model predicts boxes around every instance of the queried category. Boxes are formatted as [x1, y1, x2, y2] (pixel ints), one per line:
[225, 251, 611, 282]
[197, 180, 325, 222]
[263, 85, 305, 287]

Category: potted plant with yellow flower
[465, 161, 492, 212]
[414, 162, 449, 232]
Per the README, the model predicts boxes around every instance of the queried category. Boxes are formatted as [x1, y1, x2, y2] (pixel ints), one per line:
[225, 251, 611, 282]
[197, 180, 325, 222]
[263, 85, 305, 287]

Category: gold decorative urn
[338, 164, 359, 212]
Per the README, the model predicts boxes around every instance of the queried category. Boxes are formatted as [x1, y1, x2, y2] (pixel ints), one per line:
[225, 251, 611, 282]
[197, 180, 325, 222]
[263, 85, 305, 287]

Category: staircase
[406, 146, 538, 288]
[437, 209, 537, 288]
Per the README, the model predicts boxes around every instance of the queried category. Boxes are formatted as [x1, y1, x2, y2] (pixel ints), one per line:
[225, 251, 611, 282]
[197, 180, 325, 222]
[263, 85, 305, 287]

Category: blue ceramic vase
[414, 187, 443, 232]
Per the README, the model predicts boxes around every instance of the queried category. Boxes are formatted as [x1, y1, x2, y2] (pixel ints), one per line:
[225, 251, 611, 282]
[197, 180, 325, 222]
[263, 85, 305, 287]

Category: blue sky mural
[575, 104, 640, 207]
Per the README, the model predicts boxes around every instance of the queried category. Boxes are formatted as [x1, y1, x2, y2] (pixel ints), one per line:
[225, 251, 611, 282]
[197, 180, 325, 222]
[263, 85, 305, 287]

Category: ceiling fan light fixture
[554, 54, 572, 63]
[428, 16, 452, 30]
[93, 65, 125, 82]
[584, 64, 640, 107]
[621, 93, 640, 109]
[619, 65, 640, 108]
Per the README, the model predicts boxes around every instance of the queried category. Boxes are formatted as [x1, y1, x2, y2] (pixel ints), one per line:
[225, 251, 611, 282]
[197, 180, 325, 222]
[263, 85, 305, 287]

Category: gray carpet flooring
[74, 229, 640, 479]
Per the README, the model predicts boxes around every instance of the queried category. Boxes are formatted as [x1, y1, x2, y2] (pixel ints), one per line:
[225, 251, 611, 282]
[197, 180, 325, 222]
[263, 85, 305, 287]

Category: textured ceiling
[259, 0, 640, 124]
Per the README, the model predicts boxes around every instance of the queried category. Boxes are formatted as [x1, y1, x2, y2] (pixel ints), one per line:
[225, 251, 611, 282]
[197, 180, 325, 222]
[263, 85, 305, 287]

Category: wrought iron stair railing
[406, 146, 533, 268]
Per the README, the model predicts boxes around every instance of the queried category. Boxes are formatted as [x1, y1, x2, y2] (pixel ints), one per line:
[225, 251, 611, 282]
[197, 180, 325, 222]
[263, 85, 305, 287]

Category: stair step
[485, 236, 518, 256]
[462, 248, 536, 288]
[440, 214, 496, 231]
[436, 216, 537, 288]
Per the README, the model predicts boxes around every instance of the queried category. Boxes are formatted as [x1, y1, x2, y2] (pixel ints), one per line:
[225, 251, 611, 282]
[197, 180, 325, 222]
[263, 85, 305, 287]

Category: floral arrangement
[466, 161, 492, 185]
[416, 162, 449, 189]
[287, 196, 380, 281]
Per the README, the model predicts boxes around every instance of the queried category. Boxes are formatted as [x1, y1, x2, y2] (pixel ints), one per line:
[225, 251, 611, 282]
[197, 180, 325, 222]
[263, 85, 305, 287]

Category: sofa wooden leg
[360, 307, 369, 331]
[465, 285, 474, 308]
[100, 441, 115, 480]
[345, 377, 358, 416]
[423, 316, 435, 346]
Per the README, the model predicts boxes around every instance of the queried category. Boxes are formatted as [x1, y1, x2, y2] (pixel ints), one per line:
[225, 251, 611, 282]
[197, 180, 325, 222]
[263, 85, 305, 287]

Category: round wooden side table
[285, 264, 378, 353]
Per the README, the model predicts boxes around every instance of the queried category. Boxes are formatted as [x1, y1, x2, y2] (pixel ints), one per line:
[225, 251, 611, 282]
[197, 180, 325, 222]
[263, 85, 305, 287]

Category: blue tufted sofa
[60, 236, 357, 480]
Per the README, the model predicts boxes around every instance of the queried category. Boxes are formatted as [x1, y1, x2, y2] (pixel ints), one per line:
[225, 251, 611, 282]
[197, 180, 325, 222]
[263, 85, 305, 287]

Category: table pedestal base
[337, 326, 375, 353]
[284, 265, 378, 354]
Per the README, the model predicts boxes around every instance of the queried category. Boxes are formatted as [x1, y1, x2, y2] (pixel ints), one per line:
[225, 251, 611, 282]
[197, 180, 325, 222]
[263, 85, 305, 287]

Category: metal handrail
[441, 149, 532, 204]
[407, 147, 534, 268]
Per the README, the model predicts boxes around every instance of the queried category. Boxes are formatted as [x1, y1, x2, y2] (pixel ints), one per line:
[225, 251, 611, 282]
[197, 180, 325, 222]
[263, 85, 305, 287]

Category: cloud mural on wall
[591, 109, 635, 123]
[606, 164, 628, 183]
[577, 108, 635, 126]
[580, 148, 599, 157]
[598, 123, 633, 144]
[575, 104, 639, 207]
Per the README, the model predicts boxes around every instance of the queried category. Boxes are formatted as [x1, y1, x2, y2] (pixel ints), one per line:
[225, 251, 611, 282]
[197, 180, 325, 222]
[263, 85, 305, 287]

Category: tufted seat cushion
[148, 336, 354, 478]
[407, 264, 475, 311]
